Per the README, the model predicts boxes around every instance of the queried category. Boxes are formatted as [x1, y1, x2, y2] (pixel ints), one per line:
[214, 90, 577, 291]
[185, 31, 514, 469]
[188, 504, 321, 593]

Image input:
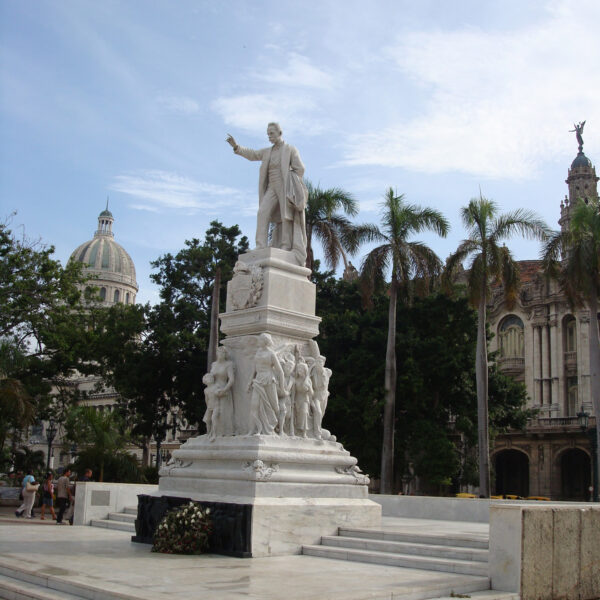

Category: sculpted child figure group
[203, 335, 332, 440]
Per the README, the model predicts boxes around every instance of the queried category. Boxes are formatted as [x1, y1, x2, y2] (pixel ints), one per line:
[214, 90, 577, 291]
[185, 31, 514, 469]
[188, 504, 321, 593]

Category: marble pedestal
[155, 247, 381, 556]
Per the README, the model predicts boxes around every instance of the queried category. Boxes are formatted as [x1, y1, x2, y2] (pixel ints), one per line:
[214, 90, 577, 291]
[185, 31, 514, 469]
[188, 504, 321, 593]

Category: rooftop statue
[226, 123, 308, 266]
[570, 121, 586, 152]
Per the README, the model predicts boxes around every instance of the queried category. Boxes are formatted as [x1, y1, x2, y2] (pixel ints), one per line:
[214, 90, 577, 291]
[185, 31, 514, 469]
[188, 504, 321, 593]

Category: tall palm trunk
[207, 267, 221, 370]
[588, 287, 600, 500]
[476, 294, 490, 497]
[305, 228, 314, 271]
[380, 277, 398, 494]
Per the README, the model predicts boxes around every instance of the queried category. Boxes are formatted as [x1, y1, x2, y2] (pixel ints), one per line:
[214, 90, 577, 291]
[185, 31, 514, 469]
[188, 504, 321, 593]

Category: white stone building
[489, 144, 598, 500]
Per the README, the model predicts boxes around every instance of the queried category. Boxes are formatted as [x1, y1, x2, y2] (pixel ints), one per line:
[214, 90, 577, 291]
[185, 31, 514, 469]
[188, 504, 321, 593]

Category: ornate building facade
[489, 143, 598, 501]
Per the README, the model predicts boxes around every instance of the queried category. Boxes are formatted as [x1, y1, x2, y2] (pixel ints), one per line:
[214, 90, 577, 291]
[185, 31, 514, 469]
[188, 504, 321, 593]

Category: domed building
[70, 206, 138, 304]
[488, 131, 598, 501]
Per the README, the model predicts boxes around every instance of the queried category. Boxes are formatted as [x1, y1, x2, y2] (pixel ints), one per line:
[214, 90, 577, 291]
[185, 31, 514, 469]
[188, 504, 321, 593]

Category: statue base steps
[151, 435, 381, 556]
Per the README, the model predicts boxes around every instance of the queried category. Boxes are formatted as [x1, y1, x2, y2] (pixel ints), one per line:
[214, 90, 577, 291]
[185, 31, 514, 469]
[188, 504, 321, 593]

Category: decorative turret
[96, 198, 114, 237]
[560, 121, 599, 233]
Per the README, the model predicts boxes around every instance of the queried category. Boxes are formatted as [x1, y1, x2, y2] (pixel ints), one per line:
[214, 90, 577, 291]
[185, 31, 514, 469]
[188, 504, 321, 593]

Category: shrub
[152, 502, 212, 555]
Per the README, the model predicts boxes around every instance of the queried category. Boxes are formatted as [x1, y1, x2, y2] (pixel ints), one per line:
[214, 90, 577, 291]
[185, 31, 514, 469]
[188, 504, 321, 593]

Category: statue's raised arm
[227, 123, 308, 267]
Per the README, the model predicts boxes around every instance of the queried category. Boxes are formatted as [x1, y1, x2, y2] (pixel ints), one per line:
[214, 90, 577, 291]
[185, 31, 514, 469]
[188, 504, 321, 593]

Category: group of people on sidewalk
[14, 467, 93, 524]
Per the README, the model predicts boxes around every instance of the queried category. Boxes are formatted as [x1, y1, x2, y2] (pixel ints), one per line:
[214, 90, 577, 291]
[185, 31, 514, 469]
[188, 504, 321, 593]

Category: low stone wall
[0, 487, 21, 506]
[370, 493, 595, 524]
[489, 504, 600, 599]
[370, 494, 491, 522]
[73, 482, 158, 526]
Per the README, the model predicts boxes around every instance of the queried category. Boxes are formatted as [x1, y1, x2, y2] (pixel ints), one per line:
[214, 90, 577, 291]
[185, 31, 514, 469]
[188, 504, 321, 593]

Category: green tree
[0, 339, 35, 453]
[359, 189, 449, 493]
[542, 197, 600, 495]
[305, 181, 375, 272]
[0, 220, 97, 455]
[317, 272, 531, 493]
[444, 197, 547, 497]
[151, 221, 248, 368]
[65, 406, 141, 482]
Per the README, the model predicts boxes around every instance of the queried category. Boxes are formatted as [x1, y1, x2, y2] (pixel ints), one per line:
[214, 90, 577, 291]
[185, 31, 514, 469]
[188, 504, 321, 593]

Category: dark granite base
[132, 494, 253, 557]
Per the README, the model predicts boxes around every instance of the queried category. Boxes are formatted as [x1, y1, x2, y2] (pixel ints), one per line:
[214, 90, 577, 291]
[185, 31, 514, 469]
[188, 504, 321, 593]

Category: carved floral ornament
[243, 459, 279, 480]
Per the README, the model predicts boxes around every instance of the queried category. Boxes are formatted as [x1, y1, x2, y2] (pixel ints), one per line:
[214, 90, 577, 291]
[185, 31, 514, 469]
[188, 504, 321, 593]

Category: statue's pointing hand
[226, 134, 237, 149]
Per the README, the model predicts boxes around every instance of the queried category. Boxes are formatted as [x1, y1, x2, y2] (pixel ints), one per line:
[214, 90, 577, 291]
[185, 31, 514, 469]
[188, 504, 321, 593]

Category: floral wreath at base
[152, 502, 213, 555]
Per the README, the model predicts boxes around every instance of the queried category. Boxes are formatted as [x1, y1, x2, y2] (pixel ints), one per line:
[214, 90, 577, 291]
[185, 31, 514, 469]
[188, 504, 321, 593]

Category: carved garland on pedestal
[230, 262, 264, 310]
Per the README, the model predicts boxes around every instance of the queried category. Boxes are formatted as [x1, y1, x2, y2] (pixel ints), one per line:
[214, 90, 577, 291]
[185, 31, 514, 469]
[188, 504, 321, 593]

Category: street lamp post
[577, 406, 598, 502]
[45, 420, 57, 471]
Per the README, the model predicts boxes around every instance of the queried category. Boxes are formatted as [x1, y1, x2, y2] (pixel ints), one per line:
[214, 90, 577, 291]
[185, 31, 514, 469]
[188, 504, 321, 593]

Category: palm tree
[361, 188, 449, 494]
[65, 406, 132, 482]
[444, 197, 548, 497]
[305, 181, 375, 272]
[542, 197, 600, 497]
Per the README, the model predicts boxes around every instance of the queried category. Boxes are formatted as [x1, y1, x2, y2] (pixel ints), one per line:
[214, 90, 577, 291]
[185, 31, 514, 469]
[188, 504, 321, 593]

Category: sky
[2, 0, 600, 305]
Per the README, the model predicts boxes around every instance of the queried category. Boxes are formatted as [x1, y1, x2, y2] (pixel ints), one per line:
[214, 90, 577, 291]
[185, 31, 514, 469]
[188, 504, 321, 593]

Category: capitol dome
[70, 206, 138, 305]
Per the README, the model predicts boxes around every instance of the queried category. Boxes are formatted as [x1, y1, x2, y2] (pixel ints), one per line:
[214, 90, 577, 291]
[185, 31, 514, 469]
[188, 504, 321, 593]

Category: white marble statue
[209, 346, 235, 436]
[278, 353, 296, 436]
[310, 356, 332, 441]
[247, 333, 285, 435]
[202, 372, 219, 439]
[226, 123, 308, 266]
[294, 358, 313, 438]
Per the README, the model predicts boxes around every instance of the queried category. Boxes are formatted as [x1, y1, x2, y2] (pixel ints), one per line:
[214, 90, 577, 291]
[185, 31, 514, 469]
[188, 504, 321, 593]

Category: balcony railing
[497, 356, 525, 372]
[528, 416, 596, 429]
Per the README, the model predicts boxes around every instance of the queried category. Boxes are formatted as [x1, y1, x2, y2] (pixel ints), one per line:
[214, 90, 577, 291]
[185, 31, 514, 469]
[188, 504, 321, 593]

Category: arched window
[125, 293, 130, 304]
[99, 287, 106, 301]
[499, 315, 524, 358]
[114, 289, 120, 303]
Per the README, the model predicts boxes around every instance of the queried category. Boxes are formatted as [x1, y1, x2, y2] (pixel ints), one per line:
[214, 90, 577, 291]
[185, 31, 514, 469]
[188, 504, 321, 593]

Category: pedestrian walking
[15, 470, 39, 518]
[40, 472, 57, 520]
[55, 467, 73, 525]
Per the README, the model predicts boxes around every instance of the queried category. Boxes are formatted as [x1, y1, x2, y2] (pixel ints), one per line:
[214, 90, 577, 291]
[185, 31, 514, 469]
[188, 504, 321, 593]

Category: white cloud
[110, 170, 249, 212]
[156, 95, 201, 115]
[342, 1, 600, 179]
[212, 93, 330, 136]
[254, 53, 334, 90]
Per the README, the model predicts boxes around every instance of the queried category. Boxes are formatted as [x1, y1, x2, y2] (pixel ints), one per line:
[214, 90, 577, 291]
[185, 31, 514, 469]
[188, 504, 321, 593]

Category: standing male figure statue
[226, 123, 308, 266]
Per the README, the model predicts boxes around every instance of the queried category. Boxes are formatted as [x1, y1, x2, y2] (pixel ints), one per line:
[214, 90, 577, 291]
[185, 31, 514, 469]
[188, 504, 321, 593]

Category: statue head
[267, 122, 282, 145]
[282, 358, 294, 376]
[202, 372, 215, 386]
[258, 333, 273, 348]
[216, 346, 228, 360]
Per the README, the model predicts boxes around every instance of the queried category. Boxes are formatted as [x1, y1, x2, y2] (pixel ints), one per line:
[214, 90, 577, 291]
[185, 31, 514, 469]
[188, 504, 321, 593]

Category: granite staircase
[302, 526, 489, 576]
[89, 505, 136, 533]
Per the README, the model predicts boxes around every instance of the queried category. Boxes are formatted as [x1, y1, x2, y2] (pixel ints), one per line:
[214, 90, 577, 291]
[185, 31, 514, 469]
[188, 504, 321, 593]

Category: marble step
[122, 506, 137, 515]
[89, 518, 134, 532]
[321, 535, 489, 563]
[0, 573, 86, 600]
[106, 511, 136, 523]
[0, 563, 130, 600]
[339, 527, 489, 549]
[302, 544, 488, 576]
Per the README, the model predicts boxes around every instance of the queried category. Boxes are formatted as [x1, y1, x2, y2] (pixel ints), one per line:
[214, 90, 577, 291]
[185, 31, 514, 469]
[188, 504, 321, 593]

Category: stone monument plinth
[147, 248, 380, 556]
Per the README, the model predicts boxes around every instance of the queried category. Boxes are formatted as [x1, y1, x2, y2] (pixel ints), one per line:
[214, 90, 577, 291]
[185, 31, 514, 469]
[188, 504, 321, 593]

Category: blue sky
[2, 0, 599, 304]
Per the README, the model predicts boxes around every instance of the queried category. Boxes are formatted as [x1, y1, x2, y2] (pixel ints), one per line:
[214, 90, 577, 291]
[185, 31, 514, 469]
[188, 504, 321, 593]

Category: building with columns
[489, 141, 598, 501]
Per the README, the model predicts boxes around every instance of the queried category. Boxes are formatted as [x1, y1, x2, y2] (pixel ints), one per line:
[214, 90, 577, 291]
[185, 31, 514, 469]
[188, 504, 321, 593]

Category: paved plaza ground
[0, 506, 520, 600]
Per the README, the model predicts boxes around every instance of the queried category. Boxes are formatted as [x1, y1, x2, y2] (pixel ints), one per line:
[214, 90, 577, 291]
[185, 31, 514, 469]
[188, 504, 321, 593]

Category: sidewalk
[0, 503, 64, 525]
